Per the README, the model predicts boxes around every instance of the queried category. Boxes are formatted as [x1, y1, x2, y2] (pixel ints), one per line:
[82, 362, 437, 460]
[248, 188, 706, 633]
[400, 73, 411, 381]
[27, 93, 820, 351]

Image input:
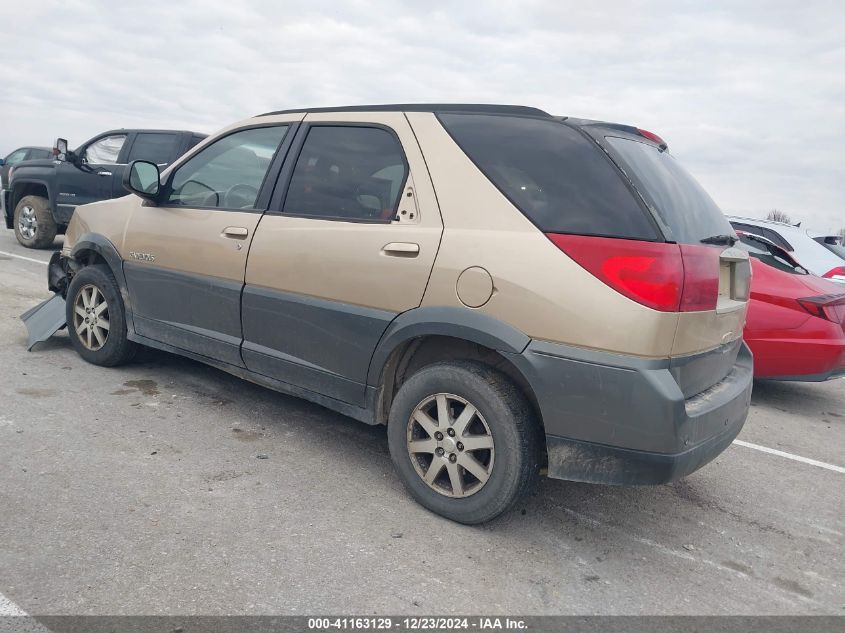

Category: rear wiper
[700, 234, 737, 246]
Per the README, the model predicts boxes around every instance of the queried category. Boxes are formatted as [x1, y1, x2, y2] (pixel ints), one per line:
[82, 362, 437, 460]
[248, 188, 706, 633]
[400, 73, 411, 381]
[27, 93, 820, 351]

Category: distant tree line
[766, 209, 792, 223]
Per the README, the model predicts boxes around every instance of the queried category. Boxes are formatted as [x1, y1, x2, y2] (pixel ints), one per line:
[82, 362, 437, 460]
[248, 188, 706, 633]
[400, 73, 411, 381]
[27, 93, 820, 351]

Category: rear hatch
[437, 113, 748, 397]
[578, 123, 750, 397]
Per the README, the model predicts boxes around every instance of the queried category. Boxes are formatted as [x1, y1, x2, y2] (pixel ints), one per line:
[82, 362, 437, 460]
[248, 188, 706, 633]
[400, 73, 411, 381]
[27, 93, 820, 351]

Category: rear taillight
[822, 266, 845, 283]
[797, 294, 845, 322]
[678, 245, 720, 311]
[545, 234, 721, 312]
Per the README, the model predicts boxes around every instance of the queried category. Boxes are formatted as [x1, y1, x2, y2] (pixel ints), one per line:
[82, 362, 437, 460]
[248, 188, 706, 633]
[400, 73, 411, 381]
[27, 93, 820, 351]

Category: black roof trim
[256, 103, 550, 118]
[98, 128, 205, 136]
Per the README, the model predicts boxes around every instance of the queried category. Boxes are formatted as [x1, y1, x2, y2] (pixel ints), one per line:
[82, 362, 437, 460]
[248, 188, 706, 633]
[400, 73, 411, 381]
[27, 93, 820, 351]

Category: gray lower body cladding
[506, 339, 753, 485]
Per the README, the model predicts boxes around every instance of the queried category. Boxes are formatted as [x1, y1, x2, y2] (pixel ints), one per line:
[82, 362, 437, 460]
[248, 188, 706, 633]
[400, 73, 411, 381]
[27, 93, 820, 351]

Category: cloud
[0, 0, 842, 230]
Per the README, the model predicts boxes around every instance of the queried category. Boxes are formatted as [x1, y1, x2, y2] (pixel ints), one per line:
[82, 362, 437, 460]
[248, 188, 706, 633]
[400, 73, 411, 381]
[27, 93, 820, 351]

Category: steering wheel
[223, 183, 259, 209]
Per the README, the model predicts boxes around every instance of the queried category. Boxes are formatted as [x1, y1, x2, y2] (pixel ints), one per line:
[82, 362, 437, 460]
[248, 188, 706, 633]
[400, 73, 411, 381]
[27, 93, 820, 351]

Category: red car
[736, 232, 845, 381]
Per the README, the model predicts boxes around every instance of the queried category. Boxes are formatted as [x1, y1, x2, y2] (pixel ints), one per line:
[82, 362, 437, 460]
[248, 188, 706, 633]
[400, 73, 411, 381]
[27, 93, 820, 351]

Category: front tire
[387, 361, 541, 524]
[66, 265, 137, 366]
[14, 195, 57, 249]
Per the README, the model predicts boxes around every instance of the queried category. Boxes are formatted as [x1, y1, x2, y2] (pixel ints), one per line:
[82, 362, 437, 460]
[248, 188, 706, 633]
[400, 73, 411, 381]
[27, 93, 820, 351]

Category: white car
[728, 216, 845, 283]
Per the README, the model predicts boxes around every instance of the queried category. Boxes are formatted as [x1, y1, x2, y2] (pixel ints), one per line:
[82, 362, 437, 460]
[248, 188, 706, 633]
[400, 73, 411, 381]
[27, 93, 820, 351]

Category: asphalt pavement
[0, 230, 843, 615]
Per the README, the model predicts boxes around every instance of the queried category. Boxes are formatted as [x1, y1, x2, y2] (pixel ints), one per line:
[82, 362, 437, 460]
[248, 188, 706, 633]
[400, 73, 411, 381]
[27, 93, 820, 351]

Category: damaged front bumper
[20, 251, 74, 350]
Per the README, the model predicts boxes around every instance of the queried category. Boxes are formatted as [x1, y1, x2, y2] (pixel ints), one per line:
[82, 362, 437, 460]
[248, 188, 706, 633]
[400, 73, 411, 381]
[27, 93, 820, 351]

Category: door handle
[382, 242, 420, 257]
[222, 226, 249, 239]
[97, 171, 113, 177]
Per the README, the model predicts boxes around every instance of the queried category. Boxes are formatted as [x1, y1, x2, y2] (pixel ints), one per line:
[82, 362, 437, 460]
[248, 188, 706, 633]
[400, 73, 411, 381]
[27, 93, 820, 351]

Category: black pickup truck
[4, 129, 205, 248]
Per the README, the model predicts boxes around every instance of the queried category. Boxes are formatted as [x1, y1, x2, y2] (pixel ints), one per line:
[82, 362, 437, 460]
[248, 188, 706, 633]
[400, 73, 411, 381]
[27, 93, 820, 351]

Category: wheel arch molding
[366, 306, 531, 387]
[10, 178, 52, 208]
[68, 233, 134, 325]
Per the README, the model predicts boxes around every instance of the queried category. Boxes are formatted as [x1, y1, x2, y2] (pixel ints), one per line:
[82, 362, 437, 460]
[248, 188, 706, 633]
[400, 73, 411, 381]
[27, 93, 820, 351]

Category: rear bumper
[506, 340, 753, 485]
[545, 419, 744, 485]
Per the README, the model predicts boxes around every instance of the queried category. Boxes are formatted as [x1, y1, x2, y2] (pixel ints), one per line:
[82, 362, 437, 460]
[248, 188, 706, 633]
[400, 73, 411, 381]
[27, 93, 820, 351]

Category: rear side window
[438, 114, 657, 239]
[282, 126, 407, 221]
[604, 136, 733, 245]
[729, 222, 793, 251]
[26, 149, 52, 160]
[736, 235, 807, 275]
[761, 228, 792, 251]
[128, 133, 178, 165]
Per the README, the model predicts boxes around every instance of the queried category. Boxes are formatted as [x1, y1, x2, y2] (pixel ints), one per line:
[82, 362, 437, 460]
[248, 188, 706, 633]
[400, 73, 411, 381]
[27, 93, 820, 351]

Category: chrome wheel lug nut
[436, 447, 444, 456]
[434, 431, 443, 441]
[447, 428, 455, 437]
[457, 442, 464, 451]
[449, 453, 457, 463]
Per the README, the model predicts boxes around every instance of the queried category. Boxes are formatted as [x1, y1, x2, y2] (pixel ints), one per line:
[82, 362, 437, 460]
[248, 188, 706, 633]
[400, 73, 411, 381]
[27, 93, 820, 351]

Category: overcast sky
[1, 0, 842, 231]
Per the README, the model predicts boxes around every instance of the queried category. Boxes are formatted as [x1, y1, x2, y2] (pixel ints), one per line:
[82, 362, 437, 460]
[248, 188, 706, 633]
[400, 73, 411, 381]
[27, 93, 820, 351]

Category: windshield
[604, 136, 735, 245]
[736, 233, 808, 275]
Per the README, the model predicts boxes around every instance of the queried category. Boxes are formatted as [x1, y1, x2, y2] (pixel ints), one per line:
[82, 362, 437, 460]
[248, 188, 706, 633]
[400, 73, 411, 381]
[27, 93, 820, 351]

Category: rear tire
[14, 195, 56, 249]
[66, 265, 137, 367]
[387, 361, 541, 524]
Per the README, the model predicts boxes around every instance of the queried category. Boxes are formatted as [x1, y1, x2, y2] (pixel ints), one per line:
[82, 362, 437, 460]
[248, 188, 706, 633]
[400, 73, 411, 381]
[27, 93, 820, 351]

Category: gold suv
[45, 104, 753, 523]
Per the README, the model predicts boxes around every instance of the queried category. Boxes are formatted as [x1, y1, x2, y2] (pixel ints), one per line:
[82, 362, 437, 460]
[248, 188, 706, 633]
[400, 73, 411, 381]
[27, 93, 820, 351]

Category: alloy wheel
[72, 284, 110, 351]
[406, 393, 495, 498]
[18, 205, 37, 240]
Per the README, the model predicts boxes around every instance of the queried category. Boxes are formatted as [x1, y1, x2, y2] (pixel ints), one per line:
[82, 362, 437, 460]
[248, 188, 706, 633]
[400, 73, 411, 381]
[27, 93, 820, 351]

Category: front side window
[83, 134, 127, 164]
[166, 126, 288, 209]
[127, 133, 178, 165]
[282, 126, 407, 221]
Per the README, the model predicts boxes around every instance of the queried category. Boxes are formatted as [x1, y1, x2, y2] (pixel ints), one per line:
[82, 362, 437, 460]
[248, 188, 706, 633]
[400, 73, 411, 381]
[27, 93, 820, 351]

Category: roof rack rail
[256, 103, 551, 117]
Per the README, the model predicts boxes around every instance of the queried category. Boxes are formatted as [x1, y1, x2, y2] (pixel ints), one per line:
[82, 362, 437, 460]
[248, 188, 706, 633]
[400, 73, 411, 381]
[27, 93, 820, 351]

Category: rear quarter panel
[407, 112, 682, 359]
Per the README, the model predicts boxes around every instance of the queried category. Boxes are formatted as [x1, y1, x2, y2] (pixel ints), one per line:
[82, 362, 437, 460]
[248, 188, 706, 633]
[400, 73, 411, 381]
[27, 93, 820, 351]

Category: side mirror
[54, 138, 69, 162]
[0, 158, 5, 167]
[123, 160, 161, 203]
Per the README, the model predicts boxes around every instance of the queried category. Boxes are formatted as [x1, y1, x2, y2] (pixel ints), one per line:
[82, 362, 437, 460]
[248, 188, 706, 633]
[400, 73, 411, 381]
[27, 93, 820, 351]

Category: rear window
[813, 237, 845, 262]
[27, 149, 52, 160]
[604, 136, 734, 245]
[438, 114, 658, 240]
[820, 242, 845, 261]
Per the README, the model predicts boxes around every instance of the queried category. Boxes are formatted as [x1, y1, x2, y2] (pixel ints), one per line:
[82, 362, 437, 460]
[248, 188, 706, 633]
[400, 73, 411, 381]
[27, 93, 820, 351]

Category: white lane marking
[0, 591, 54, 631]
[0, 590, 28, 615]
[733, 439, 845, 474]
[0, 250, 49, 266]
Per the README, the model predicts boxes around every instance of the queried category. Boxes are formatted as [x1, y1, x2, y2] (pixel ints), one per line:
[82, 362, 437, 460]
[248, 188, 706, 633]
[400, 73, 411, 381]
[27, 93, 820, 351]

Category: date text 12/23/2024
[307, 617, 527, 631]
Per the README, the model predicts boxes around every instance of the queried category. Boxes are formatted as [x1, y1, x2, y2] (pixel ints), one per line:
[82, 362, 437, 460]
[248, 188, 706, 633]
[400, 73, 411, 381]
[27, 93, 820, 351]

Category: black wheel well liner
[69, 234, 134, 327]
[367, 311, 546, 452]
[10, 181, 50, 212]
